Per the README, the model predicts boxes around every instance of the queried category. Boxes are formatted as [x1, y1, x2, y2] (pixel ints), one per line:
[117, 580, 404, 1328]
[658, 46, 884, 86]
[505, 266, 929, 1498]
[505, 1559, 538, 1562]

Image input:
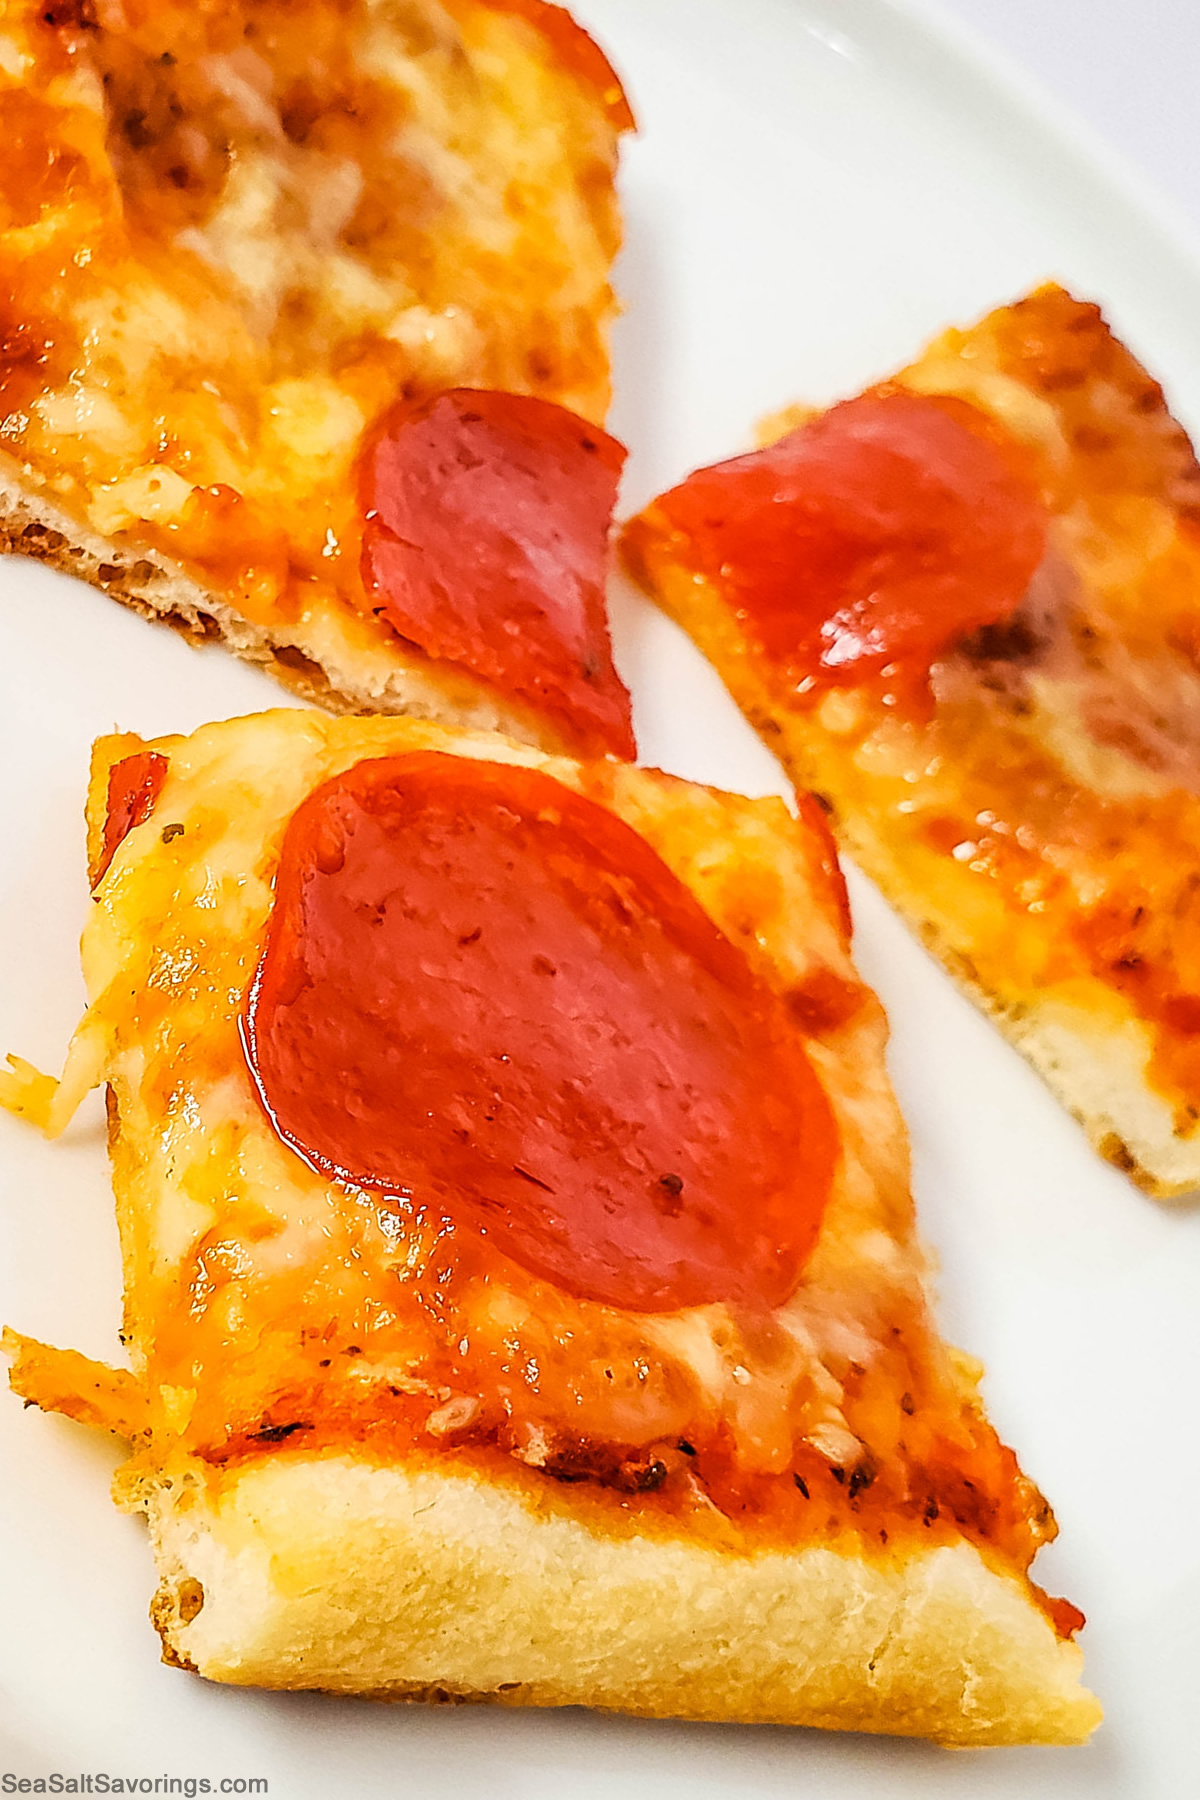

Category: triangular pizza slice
[4, 709, 1097, 1743]
[625, 283, 1200, 1192]
[0, 0, 635, 756]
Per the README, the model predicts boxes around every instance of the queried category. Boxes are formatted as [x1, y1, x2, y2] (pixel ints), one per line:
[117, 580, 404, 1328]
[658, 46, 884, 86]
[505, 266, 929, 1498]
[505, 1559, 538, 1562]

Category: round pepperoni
[243, 754, 836, 1313]
[360, 390, 634, 760]
[651, 388, 1048, 682]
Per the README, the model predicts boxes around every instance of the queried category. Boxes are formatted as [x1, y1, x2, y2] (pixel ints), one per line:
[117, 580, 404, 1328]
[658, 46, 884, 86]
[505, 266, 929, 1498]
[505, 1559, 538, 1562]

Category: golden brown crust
[142, 1450, 1098, 1745]
[0, 461, 572, 754]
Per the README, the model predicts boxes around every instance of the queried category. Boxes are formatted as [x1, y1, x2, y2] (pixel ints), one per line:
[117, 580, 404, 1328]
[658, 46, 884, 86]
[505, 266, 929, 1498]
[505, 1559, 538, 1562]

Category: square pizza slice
[625, 283, 1200, 1193]
[0, 0, 635, 757]
[3, 709, 1097, 1744]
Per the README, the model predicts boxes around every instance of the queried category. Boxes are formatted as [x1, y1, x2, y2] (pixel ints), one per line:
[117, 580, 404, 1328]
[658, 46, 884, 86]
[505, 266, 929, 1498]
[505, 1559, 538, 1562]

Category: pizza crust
[0, 457, 570, 754]
[4, 709, 1100, 1743]
[141, 1448, 1098, 1746]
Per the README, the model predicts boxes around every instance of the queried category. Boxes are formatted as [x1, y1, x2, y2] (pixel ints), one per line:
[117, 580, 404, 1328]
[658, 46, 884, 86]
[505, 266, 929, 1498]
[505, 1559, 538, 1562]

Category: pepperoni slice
[482, 0, 635, 131]
[645, 389, 1048, 683]
[94, 751, 168, 886]
[242, 754, 836, 1313]
[360, 390, 635, 761]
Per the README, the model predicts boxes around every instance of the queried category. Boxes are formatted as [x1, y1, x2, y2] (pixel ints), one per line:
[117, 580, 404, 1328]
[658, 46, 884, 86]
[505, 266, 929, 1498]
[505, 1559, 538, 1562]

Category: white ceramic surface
[2, 1, 1199, 1794]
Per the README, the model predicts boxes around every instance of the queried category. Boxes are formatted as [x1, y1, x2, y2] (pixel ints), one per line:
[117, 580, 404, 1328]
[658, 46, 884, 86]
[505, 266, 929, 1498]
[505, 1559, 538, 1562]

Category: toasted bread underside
[0, 463, 571, 752]
[143, 1450, 1098, 1746]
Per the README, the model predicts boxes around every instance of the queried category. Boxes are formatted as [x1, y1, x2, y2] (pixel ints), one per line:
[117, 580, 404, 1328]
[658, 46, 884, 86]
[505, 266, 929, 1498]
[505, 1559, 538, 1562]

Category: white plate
[2, 1, 1198, 1794]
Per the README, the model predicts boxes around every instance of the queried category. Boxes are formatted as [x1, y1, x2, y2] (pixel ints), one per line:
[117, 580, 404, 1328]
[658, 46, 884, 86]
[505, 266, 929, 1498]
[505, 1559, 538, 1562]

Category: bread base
[0, 457, 569, 754]
[141, 1449, 1100, 1746]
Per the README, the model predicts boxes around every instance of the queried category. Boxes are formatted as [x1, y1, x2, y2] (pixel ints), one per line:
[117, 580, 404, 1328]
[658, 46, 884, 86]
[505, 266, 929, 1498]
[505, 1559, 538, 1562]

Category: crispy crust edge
[0, 460, 573, 753]
[140, 1450, 1099, 1746]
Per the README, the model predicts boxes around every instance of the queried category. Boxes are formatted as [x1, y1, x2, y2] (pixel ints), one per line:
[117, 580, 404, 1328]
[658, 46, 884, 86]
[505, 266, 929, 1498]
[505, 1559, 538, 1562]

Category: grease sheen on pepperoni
[650, 388, 1048, 682]
[243, 754, 836, 1313]
[360, 390, 634, 760]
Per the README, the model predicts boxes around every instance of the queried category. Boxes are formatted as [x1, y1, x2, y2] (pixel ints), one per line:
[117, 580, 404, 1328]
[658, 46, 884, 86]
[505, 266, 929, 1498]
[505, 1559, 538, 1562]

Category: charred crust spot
[658, 1172, 684, 1197]
[156, 1635, 198, 1672]
[149, 1584, 199, 1670]
[900, 1391, 915, 1416]
[271, 642, 325, 680]
[160, 822, 185, 843]
[20, 522, 67, 551]
[923, 1496, 940, 1525]
[793, 1473, 809, 1498]
[177, 1577, 204, 1624]
[1099, 1131, 1138, 1176]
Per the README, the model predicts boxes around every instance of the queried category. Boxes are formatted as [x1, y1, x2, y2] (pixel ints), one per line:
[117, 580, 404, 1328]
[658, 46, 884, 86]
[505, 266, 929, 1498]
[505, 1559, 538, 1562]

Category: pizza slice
[625, 283, 1200, 1193]
[0, 0, 635, 757]
[2, 709, 1098, 1743]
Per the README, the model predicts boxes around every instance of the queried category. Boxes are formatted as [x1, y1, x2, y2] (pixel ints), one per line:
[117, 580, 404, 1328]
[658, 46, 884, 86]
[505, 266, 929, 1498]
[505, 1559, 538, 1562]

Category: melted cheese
[0, 0, 626, 642]
[630, 286, 1200, 1160]
[2, 710, 1056, 1577]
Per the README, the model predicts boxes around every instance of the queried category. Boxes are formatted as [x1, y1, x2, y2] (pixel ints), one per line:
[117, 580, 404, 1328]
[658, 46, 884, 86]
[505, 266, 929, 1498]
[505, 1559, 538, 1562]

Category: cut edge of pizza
[624, 282, 1200, 1197]
[3, 708, 1098, 1744]
[0, 0, 635, 758]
